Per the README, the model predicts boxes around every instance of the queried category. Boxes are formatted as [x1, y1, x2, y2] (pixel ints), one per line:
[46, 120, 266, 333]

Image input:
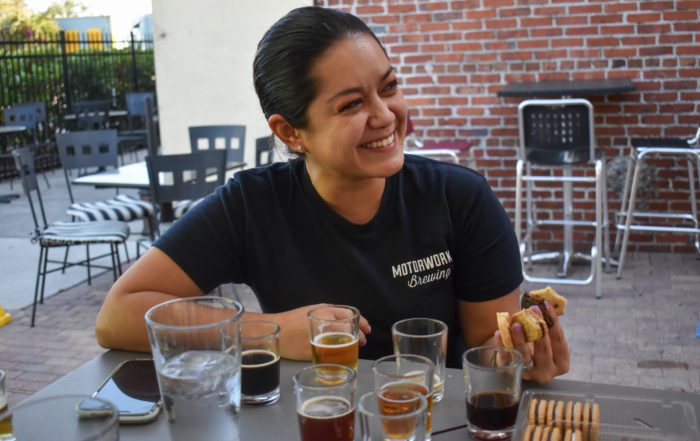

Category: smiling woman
[96, 6, 570, 384]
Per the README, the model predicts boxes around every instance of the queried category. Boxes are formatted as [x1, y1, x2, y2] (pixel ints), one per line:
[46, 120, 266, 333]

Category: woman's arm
[95, 247, 371, 357]
[457, 287, 570, 384]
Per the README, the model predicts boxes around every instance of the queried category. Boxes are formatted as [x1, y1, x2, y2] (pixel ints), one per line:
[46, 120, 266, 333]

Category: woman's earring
[297, 145, 304, 153]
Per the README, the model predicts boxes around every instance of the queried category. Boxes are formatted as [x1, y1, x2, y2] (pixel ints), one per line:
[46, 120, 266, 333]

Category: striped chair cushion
[67, 194, 155, 222]
[40, 221, 130, 246]
[172, 198, 204, 220]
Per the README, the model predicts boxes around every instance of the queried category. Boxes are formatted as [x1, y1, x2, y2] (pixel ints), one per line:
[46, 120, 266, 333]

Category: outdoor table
[497, 78, 635, 98]
[0, 125, 27, 203]
[497, 78, 636, 277]
[62, 109, 129, 121]
[22, 349, 700, 440]
[71, 160, 247, 190]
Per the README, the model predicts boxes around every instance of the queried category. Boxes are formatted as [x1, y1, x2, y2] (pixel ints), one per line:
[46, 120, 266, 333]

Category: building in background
[131, 14, 153, 49]
[57, 15, 112, 50]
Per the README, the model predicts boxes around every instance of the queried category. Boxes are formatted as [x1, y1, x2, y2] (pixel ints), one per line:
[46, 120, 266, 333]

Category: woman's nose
[368, 98, 394, 128]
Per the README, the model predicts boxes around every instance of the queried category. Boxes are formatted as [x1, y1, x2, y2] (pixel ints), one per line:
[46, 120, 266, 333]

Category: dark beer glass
[294, 364, 356, 441]
[241, 321, 280, 405]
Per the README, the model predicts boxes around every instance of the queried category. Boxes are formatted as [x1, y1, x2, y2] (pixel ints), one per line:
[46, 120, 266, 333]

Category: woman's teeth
[361, 133, 394, 149]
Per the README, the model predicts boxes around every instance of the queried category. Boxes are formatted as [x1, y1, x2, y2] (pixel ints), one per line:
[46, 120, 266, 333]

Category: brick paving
[0, 251, 699, 408]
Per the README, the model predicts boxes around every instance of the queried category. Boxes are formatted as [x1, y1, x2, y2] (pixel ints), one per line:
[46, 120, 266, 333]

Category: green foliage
[0, 0, 85, 38]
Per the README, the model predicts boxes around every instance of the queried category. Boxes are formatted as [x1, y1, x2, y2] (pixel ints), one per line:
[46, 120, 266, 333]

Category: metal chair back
[72, 100, 111, 130]
[255, 135, 275, 167]
[189, 125, 246, 164]
[146, 150, 227, 205]
[12, 147, 48, 231]
[125, 92, 155, 117]
[518, 98, 595, 165]
[56, 130, 119, 202]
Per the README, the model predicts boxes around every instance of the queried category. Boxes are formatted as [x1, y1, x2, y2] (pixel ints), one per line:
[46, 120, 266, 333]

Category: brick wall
[317, 0, 700, 253]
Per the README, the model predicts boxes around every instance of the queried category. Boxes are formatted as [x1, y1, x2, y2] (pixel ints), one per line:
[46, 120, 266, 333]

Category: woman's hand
[495, 301, 570, 383]
[261, 304, 371, 361]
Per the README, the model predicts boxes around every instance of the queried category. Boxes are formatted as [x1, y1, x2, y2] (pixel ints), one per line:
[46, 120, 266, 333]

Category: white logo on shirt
[391, 250, 452, 288]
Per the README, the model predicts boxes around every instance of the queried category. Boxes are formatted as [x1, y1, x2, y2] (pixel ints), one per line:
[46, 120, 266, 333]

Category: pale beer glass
[0, 394, 118, 441]
[372, 354, 435, 441]
[308, 305, 360, 371]
[241, 320, 281, 405]
[294, 364, 357, 441]
[358, 389, 428, 441]
[392, 318, 447, 402]
[146, 296, 243, 441]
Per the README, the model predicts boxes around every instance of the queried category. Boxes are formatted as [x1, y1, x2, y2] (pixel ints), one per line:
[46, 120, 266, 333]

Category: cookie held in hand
[496, 308, 547, 347]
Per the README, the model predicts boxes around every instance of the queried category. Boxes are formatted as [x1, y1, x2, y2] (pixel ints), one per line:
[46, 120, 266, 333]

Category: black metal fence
[0, 31, 155, 128]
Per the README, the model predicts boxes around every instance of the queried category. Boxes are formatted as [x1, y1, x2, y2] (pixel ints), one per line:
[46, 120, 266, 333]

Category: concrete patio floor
[0, 151, 699, 409]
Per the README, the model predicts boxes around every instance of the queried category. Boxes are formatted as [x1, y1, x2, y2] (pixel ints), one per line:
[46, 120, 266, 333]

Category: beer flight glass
[294, 364, 357, 441]
[308, 305, 360, 371]
[358, 389, 428, 441]
[392, 318, 448, 403]
[372, 354, 435, 441]
[463, 346, 523, 440]
[241, 320, 281, 405]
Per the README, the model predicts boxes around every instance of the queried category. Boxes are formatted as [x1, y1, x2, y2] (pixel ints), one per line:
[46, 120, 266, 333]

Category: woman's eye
[385, 79, 399, 91]
[340, 99, 362, 112]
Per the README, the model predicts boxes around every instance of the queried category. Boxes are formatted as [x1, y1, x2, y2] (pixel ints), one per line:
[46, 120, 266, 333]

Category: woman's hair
[253, 6, 386, 129]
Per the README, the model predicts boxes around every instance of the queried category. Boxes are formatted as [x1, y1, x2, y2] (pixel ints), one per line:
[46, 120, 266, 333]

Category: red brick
[534, 6, 566, 16]
[621, 36, 656, 45]
[403, 55, 432, 63]
[604, 3, 638, 13]
[356, 5, 384, 13]
[451, 42, 482, 52]
[677, 45, 700, 55]
[521, 17, 552, 27]
[677, 0, 700, 9]
[371, 15, 400, 24]
[485, 18, 517, 29]
[483, 0, 515, 6]
[627, 12, 662, 22]
[391, 44, 419, 53]
[420, 1, 449, 11]
[422, 108, 453, 117]
[637, 23, 672, 34]
[456, 107, 487, 116]
[664, 80, 698, 90]
[566, 26, 600, 36]
[531, 28, 563, 37]
[663, 11, 699, 21]
[659, 34, 694, 44]
[590, 14, 625, 27]
[451, 21, 482, 31]
[674, 22, 700, 32]
[604, 48, 636, 57]
[641, 115, 675, 125]
[518, 39, 549, 49]
[466, 9, 496, 20]
[587, 37, 620, 47]
[419, 22, 450, 32]
[639, 1, 675, 10]
[639, 46, 673, 56]
[642, 92, 679, 102]
[463, 30, 495, 40]
[600, 24, 636, 34]
[388, 4, 416, 13]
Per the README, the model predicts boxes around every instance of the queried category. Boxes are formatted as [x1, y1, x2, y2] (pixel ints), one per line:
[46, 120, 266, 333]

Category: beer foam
[241, 349, 280, 368]
[311, 332, 358, 348]
[299, 396, 354, 419]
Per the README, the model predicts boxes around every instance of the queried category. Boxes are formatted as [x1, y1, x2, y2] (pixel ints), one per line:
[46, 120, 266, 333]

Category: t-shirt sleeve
[153, 180, 246, 294]
[451, 174, 523, 302]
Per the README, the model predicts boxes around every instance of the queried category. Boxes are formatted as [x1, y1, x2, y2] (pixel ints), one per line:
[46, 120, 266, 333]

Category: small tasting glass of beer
[392, 318, 448, 403]
[294, 364, 357, 441]
[358, 389, 428, 441]
[308, 305, 360, 370]
[241, 320, 281, 405]
[372, 354, 435, 441]
[463, 346, 523, 440]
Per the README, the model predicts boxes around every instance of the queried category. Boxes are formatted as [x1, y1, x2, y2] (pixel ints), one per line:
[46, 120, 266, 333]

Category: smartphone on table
[78, 359, 161, 424]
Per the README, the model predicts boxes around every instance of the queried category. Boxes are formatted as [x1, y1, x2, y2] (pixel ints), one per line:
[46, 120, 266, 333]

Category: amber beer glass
[294, 364, 356, 441]
[359, 389, 428, 441]
[392, 318, 447, 403]
[372, 355, 435, 441]
[308, 305, 360, 370]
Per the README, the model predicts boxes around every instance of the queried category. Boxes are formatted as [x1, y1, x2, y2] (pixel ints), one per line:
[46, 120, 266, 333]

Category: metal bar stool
[614, 127, 700, 278]
[514, 98, 609, 299]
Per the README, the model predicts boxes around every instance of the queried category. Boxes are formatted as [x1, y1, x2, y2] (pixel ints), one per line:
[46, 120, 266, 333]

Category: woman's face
[298, 33, 407, 184]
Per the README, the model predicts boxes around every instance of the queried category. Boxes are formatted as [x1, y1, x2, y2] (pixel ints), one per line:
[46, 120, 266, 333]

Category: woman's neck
[305, 165, 386, 225]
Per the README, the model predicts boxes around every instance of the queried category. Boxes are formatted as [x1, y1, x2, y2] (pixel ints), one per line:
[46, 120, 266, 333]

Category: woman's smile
[359, 132, 396, 150]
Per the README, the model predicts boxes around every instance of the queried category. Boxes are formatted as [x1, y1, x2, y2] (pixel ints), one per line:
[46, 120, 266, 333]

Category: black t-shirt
[155, 155, 522, 366]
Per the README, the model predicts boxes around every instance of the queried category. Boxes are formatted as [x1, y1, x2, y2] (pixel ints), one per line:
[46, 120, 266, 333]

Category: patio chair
[189, 125, 246, 168]
[72, 100, 111, 131]
[614, 126, 700, 278]
[117, 92, 156, 164]
[403, 115, 473, 167]
[56, 130, 155, 226]
[145, 149, 227, 238]
[144, 97, 160, 157]
[514, 98, 609, 299]
[12, 146, 129, 327]
[3, 102, 53, 188]
[255, 135, 275, 167]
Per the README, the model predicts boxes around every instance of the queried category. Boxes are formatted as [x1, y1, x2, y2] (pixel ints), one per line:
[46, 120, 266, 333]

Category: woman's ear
[268, 114, 302, 151]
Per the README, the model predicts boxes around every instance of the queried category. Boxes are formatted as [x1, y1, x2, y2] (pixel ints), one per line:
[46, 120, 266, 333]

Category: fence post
[59, 31, 72, 113]
[130, 31, 138, 91]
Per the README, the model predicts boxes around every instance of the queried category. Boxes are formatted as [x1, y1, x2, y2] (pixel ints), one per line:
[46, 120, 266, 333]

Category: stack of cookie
[522, 398, 600, 441]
